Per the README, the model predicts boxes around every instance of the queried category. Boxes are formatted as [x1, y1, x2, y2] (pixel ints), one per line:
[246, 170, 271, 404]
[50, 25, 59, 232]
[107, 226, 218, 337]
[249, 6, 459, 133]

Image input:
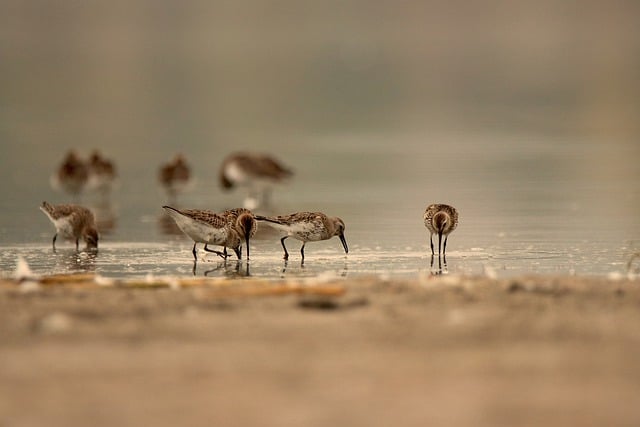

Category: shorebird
[50, 150, 88, 197]
[219, 152, 293, 209]
[423, 204, 458, 257]
[86, 150, 117, 193]
[159, 154, 192, 202]
[255, 212, 348, 262]
[40, 201, 99, 250]
[162, 206, 256, 260]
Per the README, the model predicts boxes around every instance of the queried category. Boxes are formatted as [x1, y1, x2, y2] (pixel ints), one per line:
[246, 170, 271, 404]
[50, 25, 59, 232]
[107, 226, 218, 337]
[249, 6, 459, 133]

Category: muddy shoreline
[1, 274, 639, 426]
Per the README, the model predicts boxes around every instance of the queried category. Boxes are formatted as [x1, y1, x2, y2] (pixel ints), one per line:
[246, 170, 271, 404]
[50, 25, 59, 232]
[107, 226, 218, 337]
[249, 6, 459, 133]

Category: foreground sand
[1, 273, 639, 427]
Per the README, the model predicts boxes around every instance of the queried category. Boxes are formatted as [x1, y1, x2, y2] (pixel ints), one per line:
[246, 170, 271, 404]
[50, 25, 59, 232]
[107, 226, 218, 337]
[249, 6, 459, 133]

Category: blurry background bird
[219, 152, 293, 210]
[158, 154, 193, 205]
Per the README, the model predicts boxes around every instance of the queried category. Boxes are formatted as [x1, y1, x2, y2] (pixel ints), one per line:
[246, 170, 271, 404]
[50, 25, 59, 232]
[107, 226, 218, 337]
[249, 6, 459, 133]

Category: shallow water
[1, 3, 639, 279]
[1, 134, 638, 279]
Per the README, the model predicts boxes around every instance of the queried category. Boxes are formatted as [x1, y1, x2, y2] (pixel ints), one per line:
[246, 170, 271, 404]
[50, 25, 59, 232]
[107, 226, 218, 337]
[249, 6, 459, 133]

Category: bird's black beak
[339, 233, 348, 254]
[245, 234, 250, 260]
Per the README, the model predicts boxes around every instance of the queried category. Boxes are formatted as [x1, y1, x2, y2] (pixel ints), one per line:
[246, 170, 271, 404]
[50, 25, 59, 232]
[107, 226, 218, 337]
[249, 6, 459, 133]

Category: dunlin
[423, 204, 458, 257]
[40, 201, 99, 250]
[255, 212, 348, 262]
[159, 154, 192, 201]
[162, 206, 256, 260]
[87, 150, 117, 193]
[50, 150, 88, 196]
[219, 152, 293, 209]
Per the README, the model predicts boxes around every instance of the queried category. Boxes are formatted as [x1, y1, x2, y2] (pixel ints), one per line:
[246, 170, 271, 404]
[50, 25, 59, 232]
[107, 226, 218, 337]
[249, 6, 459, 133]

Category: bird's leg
[204, 244, 227, 259]
[430, 234, 434, 255]
[300, 243, 306, 263]
[233, 247, 242, 260]
[443, 235, 448, 256]
[52, 233, 57, 250]
[438, 233, 442, 257]
[75, 238, 79, 251]
[280, 236, 289, 260]
[192, 243, 198, 261]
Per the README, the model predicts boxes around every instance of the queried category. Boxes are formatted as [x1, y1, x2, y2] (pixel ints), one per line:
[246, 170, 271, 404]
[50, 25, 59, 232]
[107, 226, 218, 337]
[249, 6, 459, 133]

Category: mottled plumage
[40, 201, 99, 250]
[255, 211, 348, 262]
[423, 204, 458, 257]
[219, 152, 293, 209]
[162, 206, 256, 260]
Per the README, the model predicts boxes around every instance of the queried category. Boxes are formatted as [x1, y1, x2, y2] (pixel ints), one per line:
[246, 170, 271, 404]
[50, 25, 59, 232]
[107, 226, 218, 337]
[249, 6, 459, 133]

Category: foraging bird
[50, 150, 88, 196]
[159, 154, 192, 202]
[162, 206, 256, 260]
[255, 212, 348, 262]
[40, 201, 99, 250]
[219, 152, 293, 209]
[423, 204, 458, 257]
[86, 150, 117, 193]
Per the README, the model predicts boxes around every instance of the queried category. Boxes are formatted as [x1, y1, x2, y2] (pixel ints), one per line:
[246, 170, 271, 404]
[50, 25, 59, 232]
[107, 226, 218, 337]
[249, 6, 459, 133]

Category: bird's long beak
[339, 233, 349, 254]
[245, 235, 251, 260]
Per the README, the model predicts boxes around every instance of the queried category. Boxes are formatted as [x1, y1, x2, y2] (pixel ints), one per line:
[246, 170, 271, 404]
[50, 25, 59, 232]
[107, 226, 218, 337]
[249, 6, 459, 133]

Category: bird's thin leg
[443, 235, 449, 256]
[280, 237, 289, 260]
[438, 233, 442, 257]
[192, 243, 198, 260]
[52, 234, 57, 250]
[300, 243, 306, 265]
[204, 244, 227, 259]
[75, 238, 79, 251]
[233, 247, 242, 260]
[430, 234, 434, 255]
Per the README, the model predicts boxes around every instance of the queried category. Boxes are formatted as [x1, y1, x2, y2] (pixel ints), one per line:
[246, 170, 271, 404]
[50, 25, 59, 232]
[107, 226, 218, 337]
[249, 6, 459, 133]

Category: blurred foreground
[1, 274, 639, 427]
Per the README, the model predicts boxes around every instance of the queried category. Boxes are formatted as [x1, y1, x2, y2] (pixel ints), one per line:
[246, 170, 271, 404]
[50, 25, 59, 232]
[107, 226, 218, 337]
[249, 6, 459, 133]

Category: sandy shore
[1, 273, 639, 427]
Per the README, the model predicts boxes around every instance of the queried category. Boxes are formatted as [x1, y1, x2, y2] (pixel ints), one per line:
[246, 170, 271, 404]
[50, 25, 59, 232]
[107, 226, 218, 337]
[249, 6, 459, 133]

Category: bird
[86, 150, 117, 194]
[159, 154, 192, 202]
[255, 212, 348, 262]
[162, 206, 256, 261]
[50, 150, 88, 197]
[219, 152, 293, 209]
[423, 204, 458, 257]
[39, 201, 99, 250]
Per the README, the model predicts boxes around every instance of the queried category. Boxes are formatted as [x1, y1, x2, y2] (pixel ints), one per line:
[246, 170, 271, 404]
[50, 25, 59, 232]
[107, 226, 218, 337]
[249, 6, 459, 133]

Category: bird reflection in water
[54, 248, 98, 274]
[430, 254, 448, 276]
[195, 259, 251, 278]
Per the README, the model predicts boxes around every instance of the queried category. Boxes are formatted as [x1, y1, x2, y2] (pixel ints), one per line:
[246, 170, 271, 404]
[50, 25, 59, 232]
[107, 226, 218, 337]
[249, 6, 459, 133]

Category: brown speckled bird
[423, 204, 458, 257]
[40, 201, 99, 250]
[162, 206, 256, 260]
[255, 211, 347, 262]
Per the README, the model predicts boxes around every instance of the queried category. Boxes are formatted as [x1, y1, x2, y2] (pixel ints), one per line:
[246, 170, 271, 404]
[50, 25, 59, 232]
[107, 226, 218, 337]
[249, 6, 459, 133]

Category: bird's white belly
[174, 217, 226, 244]
[54, 218, 75, 239]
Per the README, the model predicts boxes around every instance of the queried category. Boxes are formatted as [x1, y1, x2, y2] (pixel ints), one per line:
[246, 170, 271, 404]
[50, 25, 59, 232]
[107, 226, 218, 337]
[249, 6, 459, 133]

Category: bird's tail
[40, 201, 54, 215]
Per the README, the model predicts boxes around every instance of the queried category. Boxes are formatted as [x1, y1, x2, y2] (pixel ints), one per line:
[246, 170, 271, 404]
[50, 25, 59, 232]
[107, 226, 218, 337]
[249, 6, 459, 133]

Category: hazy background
[0, 0, 638, 274]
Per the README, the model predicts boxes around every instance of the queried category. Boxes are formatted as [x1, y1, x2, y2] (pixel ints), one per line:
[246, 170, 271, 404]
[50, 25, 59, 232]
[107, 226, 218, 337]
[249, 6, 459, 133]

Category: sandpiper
[50, 150, 88, 196]
[255, 212, 348, 262]
[162, 206, 256, 260]
[40, 201, 99, 250]
[86, 150, 117, 193]
[219, 152, 293, 209]
[159, 154, 192, 202]
[423, 204, 458, 257]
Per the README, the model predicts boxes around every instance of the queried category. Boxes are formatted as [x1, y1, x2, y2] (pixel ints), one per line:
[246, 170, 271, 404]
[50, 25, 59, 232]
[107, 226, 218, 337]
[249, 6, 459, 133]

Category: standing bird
[86, 150, 117, 194]
[423, 204, 458, 257]
[255, 212, 348, 262]
[162, 206, 256, 261]
[219, 152, 293, 209]
[159, 154, 193, 203]
[40, 201, 99, 250]
[50, 150, 88, 197]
